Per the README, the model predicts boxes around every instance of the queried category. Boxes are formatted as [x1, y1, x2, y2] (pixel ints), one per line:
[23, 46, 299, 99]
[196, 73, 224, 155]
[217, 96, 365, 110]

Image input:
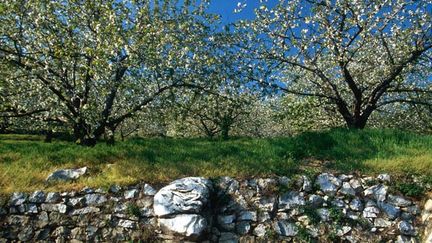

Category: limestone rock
[9, 192, 27, 206]
[364, 184, 388, 202]
[273, 220, 298, 236]
[398, 220, 416, 236]
[316, 173, 341, 195]
[143, 184, 157, 196]
[278, 191, 305, 211]
[29, 191, 45, 203]
[378, 201, 401, 220]
[159, 214, 207, 240]
[253, 224, 267, 237]
[46, 167, 87, 182]
[84, 194, 107, 206]
[340, 182, 356, 196]
[388, 195, 412, 207]
[154, 177, 212, 217]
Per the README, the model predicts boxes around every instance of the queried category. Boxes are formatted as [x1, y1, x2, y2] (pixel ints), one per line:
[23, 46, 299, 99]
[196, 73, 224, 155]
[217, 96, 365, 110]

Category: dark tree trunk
[44, 130, 53, 143]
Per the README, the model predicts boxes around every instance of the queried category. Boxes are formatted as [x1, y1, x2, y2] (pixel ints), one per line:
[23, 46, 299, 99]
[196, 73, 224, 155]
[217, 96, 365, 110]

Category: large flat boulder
[153, 177, 212, 217]
[46, 167, 87, 182]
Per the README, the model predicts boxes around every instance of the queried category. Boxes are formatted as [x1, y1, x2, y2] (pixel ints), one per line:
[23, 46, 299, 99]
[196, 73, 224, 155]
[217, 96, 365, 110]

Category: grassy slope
[0, 129, 431, 194]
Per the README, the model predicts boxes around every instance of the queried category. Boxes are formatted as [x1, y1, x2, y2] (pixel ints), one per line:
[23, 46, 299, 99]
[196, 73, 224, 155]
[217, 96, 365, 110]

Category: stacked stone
[0, 174, 430, 242]
[0, 183, 158, 242]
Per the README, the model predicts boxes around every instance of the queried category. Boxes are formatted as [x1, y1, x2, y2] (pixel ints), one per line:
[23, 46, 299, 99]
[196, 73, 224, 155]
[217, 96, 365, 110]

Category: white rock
[253, 224, 267, 237]
[118, 219, 136, 229]
[124, 189, 138, 199]
[363, 206, 380, 218]
[340, 182, 356, 196]
[398, 220, 416, 236]
[159, 214, 207, 239]
[45, 192, 61, 203]
[9, 192, 27, 206]
[46, 167, 87, 182]
[29, 191, 45, 203]
[350, 198, 363, 211]
[278, 191, 305, 211]
[315, 173, 341, 196]
[364, 184, 388, 201]
[374, 218, 392, 228]
[153, 177, 212, 217]
[238, 211, 257, 221]
[41, 203, 67, 214]
[84, 194, 107, 206]
[336, 226, 352, 236]
[143, 184, 157, 196]
[388, 195, 412, 207]
[377, 174, 391, 182]
[273, 220, 298, 236]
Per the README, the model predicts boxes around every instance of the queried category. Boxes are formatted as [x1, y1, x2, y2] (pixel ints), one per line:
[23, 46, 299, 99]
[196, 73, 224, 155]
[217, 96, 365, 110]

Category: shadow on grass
[0, 128, 431, 193]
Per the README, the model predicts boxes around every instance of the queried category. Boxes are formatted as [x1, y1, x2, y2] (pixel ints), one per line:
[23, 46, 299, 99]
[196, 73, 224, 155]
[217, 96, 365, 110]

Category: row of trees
[1, 0, 431, 145]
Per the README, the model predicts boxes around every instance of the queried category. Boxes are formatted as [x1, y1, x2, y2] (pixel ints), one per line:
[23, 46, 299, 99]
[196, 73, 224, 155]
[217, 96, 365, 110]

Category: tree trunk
[44, 130, 53, 143]
[344, 113, 369, 129]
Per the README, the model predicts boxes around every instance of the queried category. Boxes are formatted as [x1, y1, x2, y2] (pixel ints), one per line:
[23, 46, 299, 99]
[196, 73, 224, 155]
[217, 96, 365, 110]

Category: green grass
[0, 128, 431, 194]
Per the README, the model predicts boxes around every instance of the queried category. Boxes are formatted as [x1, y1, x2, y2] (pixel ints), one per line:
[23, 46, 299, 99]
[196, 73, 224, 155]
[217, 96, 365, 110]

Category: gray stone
[154, 177, 212, 216]
[378, 201, 401, 220]
[374, 218, 392, 228]
[26, 204, 38, 214]
[45, 192, 61, 203]
[301, 176, 313, 192]
[338, 174, 353, 181]
[124, 189, 138, 199]
[258, 211, 271, 223]
[349, 198, 363, 211]
[253, 224, 267, 237]
[377, 173, 391, 182]
[238, 211, 257, 221]
[404, 205, 420, 215]
[218, 215, 236, 230]
[118, 219, 136, 229]
[236, 221, 251, 235]
[143, 184, 157, 196]
[278, 191, 305, 211]
[85, 194, 107, 206]
[340, 182, 356, 196]
[349, 179, 363, 192]
[9, 192, 27, 206]
[46, 167, 87, 182]
[218, 214, 236, 225]
[388, 195, 412, 207]
[308, 194, 324, 207]
[70, 206, 100, 215]
[29, 191, 45, 203]
[18, 226, 33, 241]
[35, 211, 49, 228]
[159, 214, 207, 239]
[398, 220, 415, 236]
[68, 197, 85, 207]
[109, 185, 121, 193]
[316, 173, 341, 195]
[331, 198, 346, 208]
[317, 208, 330, 222]
[273, 220, 298, 236]
[254, 196, 276, 211]
[41, 203, 67, 214]
[336, 226, 351, 236]
[364, 184, 388, 201]
[363, 206, 380, 218]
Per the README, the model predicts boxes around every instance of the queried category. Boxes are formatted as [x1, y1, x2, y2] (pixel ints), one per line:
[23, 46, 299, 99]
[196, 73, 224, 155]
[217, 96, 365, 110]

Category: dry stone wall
[0, 173, 431, 242]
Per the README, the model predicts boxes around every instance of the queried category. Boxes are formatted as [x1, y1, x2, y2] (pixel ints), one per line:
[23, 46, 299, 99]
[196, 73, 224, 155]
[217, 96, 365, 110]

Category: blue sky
[207, 0, 279, 24]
